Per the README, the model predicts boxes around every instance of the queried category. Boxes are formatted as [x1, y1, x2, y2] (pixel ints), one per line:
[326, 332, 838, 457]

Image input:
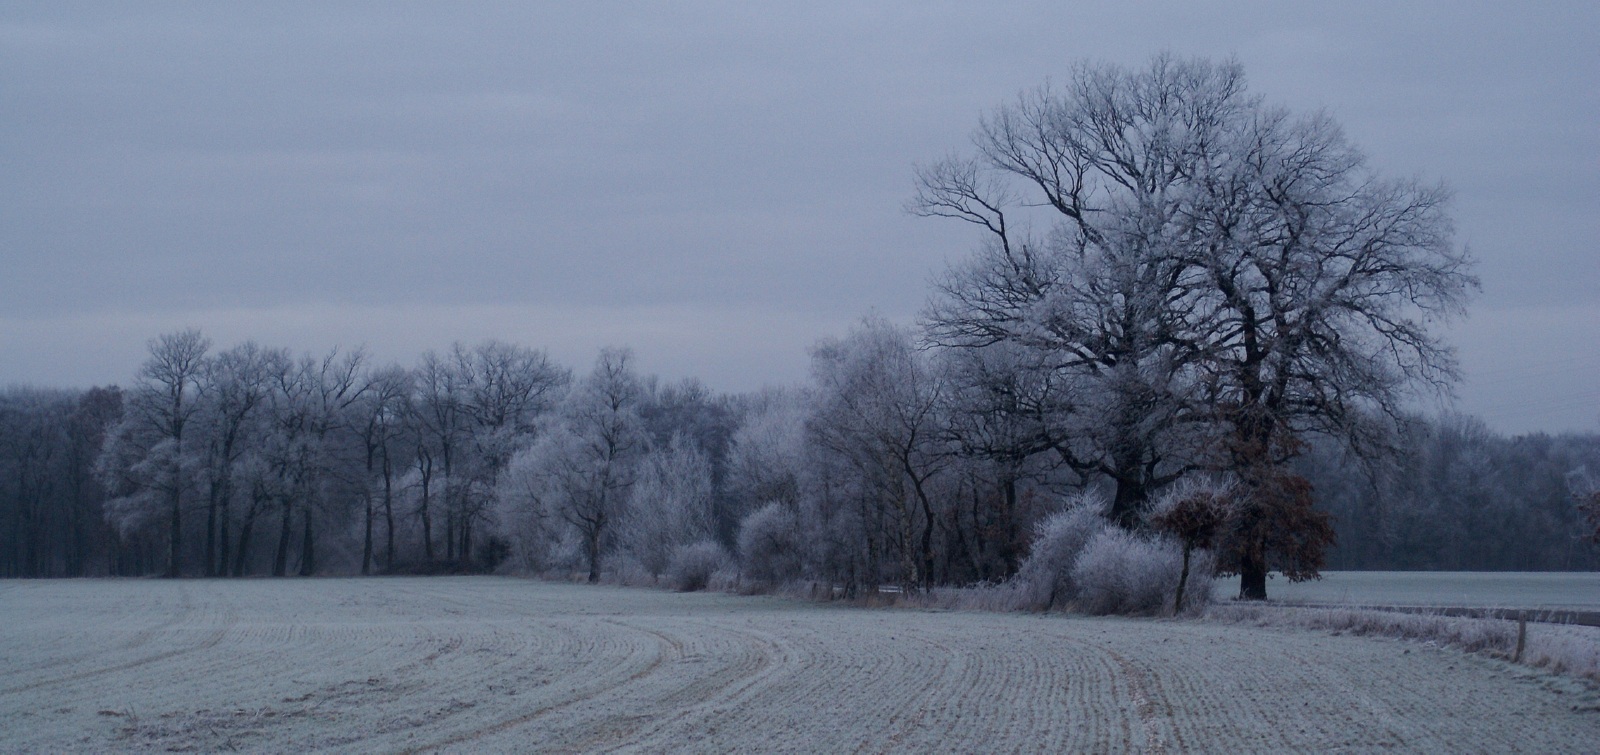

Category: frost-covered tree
[935, 342, 1073, 575]
[349, 364, 412, 574]
[624, 434, 715, 579]
[639, 377, 739, 541]
[505, 348, 645, 582]
[407, 349, 467, 563]
[917, 54, 1475, 598]
[1179, 97, 1473, 596]
[737, 500, 805, 585]
[808, 316, 948, 590]
[915, 56, 1237, 527]
[450, 341, 569, 565]
[257, 348, 368, 577]
[725, 389, 808, 521]
[193, 341, 278, 577]
[97, 329, 211, 577]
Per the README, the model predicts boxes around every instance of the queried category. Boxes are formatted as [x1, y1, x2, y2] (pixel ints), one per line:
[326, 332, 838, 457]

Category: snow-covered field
[1244, 571, 1600, 610]
[2, 577, 1596, 752]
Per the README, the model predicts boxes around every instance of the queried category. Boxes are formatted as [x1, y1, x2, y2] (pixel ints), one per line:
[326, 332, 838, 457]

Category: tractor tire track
[397, 618, 679, 753]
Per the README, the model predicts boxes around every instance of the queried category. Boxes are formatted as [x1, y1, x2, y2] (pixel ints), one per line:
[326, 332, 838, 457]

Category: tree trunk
[218, 492, 231, 578]
[420, 475, 434, 563]
[1174, 544, 1192, 614]
[232, 512, 254, 577]
[1109, 471, 1146, 530]
[383, 463, 395, 572]
[910, 471, 936, 590]
[445, 510, 456, 562]
[585, 529, 602, 583]
[298, 507, 316, 577]
[1238, 545, 1267, 600]
[166, 491, 182, 578]
[999, 476, 1019, 574]
[361, 497, 373, 576]
[272, 498, 292, 577]
[204, 483, 219, 577]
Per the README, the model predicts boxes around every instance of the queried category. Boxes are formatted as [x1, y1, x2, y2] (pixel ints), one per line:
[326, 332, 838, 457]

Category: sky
[2, 1, 1596, 434]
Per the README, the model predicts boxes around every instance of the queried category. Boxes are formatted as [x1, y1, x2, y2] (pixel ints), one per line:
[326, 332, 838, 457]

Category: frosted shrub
[666, 540, 731, 592]
[1014, 496, 1106, 610]
[737, 502, 805, 587]
[1071, 529, 1186, 615]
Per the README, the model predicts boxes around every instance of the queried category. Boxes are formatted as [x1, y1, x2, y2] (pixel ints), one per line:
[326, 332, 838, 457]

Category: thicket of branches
[3, 56, 1594, 599]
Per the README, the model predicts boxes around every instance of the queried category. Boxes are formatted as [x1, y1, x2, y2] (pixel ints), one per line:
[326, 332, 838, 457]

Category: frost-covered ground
[1237, 571, 1600, 609]
[2, 577, 1597, 752]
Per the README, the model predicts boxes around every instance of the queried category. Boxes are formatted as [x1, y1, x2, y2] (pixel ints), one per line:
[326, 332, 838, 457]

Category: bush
[665, 540, 731, 592]
[737, 502, 805, 586]
[1071, 528, 1189, 615]
[1013, 495, 1106, 610]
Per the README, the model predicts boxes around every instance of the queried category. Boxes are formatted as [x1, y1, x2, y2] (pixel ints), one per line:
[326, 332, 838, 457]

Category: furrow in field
[581, 620, 809, 752]
[395, 615, 677, 753]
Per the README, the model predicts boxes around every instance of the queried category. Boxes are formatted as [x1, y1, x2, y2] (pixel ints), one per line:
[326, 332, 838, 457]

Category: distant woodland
[2, 349, 1596, 583]
[5, 56, 1597, 588]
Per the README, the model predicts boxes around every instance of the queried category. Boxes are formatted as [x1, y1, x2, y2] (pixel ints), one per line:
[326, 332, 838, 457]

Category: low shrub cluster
[665, 540, 732, 592]
[1008, 494, 1213, 616]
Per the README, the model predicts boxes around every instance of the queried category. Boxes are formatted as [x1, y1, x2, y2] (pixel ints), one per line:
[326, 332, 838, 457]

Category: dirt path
[2, 577, 1596, 752]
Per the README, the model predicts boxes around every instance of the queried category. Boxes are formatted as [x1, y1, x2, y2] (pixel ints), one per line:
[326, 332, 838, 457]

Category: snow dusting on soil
[1239, 571, 1600, 610]
[2, 577, 1596, 752]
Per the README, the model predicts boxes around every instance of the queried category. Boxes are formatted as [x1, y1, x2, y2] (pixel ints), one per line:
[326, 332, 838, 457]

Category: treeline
[1305, 416, 1600, 571]
[2, 328, 1596, 581]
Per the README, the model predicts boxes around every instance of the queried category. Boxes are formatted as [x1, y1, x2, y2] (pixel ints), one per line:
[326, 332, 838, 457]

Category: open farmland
[1241, 571, 1600, 611]
[2, 578, 1597, 752]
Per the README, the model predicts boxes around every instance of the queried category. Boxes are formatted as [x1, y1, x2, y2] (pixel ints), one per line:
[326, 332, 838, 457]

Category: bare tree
[808, 316, 948, 590]
[350, 364, 412, 574]
[915, 55, 1242, 526]
[261, 348, 367, 577]
[623, 434, 715, 579]
[506, 348, 645, 582]
[450, 341, 569, 566]
[97, 329, 211, 577]
[1189, 103, 1474, 598]
[408, 350, 466, 563]
[917, 54, 1475, 598]
[935, 341, 1073, 575]
[194, 342, 277, 577]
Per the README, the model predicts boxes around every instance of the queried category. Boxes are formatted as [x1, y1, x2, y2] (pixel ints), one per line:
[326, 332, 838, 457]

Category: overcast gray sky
[3, 1, 1596, 434]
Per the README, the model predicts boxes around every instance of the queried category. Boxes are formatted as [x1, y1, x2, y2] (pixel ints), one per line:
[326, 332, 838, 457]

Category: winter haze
[3, 1, 1596, 434]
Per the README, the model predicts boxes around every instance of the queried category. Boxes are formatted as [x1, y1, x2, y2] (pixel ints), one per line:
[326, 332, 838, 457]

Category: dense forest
[4, 56, 1596, 587]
